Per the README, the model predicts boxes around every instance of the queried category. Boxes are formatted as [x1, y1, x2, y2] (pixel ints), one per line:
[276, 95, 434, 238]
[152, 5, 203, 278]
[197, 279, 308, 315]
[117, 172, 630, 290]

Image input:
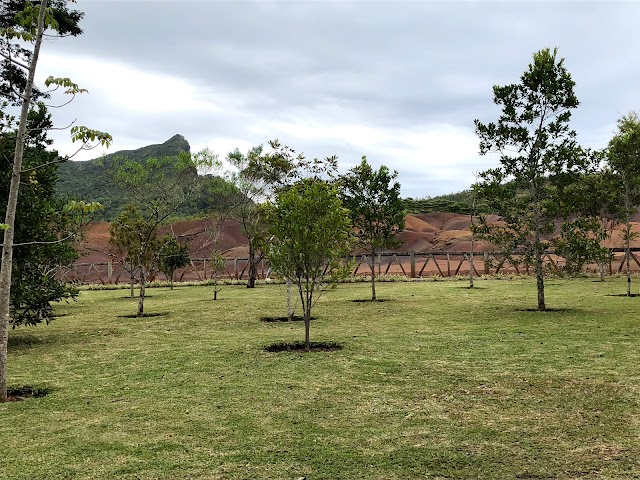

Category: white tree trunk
[0, 0, 48, 402]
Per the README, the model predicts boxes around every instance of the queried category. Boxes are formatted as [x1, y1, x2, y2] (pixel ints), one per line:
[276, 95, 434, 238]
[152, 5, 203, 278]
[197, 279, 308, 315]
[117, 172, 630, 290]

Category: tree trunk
[0, 0, 47, 403]
[599, 261, 606, 282]
[304, 308, 311, 351]
[130, 261, 135, 298]
[138, 269, 146, 316]
[247, 241, 256, 288]
[214, 287, 217, 301]
[469, 193, 475, 288]
[170, 272, 174, 290]
[626, 228, 631, 297]
[535, 246, 546, 311]
[286, 277, 293, 320]
[370, 254, 377, 301]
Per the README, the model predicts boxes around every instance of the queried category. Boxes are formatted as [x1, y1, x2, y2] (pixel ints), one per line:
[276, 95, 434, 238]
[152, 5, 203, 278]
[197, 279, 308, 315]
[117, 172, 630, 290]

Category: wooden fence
[58, 249, 640, 285]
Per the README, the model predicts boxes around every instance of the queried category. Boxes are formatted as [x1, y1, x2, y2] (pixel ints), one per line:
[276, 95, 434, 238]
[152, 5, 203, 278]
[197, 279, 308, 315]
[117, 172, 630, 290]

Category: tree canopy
[473, 47, 589, 311]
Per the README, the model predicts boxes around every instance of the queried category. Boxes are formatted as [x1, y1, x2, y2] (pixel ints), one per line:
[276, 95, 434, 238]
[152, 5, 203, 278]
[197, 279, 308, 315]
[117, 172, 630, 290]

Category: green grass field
[1, 278, 639, 479]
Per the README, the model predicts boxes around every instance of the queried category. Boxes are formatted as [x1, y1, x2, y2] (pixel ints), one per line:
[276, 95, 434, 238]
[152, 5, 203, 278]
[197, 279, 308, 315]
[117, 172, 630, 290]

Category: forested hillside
[56, 134, 237, 219]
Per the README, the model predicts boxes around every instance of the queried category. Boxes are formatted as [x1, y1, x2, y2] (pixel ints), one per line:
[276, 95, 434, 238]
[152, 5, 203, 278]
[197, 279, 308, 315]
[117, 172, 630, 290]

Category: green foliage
[607, 112, 640, 292]
[340, 156, 405, 252]
[552, 217, 609, 275]
[0, 109, 80, 327]
[0, 1, 83, 106]
[339, 157, 405, 300]
[473, 47, 591, 310]
[404, 190, 491, 215]
[109, 205, 160, 277]
[158, 235, 190, 289]
[266, 178, 352, 348]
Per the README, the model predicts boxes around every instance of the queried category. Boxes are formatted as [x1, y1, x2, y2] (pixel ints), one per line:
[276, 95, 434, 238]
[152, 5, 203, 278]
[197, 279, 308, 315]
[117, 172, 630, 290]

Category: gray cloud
[37, 0, 640, 197]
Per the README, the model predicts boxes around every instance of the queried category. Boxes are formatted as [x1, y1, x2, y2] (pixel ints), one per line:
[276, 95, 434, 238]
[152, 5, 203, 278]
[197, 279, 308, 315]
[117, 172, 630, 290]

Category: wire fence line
[58, 248, 640, 285]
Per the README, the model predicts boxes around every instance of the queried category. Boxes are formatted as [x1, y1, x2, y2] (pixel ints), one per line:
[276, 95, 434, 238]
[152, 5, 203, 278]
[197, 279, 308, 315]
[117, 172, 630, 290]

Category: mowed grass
[1, 278, 640, 479]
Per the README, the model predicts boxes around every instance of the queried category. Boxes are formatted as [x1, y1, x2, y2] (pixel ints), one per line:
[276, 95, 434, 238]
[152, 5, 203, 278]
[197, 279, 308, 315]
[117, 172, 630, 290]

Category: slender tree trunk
[247, 241, 256, 288]
[304, 308, 311, 351]
[138, 269, 146, 316]
[370, 252, 377, 301]
[535, 245, 546, 311]
[0, 0, 47, 403]
[170, 272, 174, 290]
[130, 261, 135, 298]
[286, 277, 293, 320]
[626, 224, 632, 297]
[469, 189, 476, 288]
[214, 286, 217, 301]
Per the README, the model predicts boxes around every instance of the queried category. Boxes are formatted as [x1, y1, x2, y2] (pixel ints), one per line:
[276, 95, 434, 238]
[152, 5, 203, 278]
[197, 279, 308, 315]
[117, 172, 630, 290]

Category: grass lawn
[1, 278, 639, 479]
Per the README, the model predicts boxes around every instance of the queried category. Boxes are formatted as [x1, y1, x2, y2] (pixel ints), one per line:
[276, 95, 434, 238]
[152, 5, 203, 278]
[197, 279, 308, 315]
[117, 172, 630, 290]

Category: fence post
[234, 257, 239, 280]
[446, 253, 451, 277]
[410, 251, 416, 278]
[107, 260, 113, 284]
[484, 251, 489, 275]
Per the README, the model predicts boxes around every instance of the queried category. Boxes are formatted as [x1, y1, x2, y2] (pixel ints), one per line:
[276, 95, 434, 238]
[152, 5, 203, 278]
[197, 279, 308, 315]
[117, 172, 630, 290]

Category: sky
[34, 0, 640, 198]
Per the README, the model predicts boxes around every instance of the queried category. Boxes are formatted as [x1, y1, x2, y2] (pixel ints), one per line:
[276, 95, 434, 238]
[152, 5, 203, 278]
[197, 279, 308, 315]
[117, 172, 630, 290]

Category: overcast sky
[35, 0, 640, 197]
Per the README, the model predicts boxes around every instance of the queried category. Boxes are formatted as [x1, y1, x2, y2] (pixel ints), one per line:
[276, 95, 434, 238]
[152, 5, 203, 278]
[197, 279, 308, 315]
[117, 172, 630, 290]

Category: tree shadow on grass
[516, 308, 581, 313]
[264, 341, 342, 352]
[6, 385, 50, 402]
[117, 312, 168, 318]
[260, 315, 315, 322]
[350, 298, 393, 303]
[9, 328, 122, 352]
[605, 294, 640, 297]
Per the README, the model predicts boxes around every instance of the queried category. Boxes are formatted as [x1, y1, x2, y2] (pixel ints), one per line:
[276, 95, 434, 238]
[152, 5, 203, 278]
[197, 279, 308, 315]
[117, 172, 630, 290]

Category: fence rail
[58, 249, 640, 285]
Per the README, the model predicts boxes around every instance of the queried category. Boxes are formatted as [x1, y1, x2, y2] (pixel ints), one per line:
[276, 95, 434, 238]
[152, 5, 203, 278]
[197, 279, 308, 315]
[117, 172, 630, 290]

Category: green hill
[404, 190, 490, 215]
[56, 134, 237, 220]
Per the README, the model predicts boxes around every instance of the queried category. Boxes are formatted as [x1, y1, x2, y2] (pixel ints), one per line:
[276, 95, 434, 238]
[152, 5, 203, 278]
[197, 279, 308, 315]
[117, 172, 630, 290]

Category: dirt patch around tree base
[6, 386, 49, 402]
[264, 341, 342, 352]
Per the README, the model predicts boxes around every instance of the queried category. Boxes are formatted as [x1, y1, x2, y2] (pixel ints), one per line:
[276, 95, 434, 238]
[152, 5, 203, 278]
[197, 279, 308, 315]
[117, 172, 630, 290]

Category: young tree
[109, 151, 217, 316]
[266, 178, 351, 350]
[474, 47, 587, 311]
[553, 166, 618, 279]
[0, 0, 110, 402]
[608, 112, 640, 296]
[209, 251, 226, 301]
[339, 156, 404, 301]
[227, 145, 294, 288]
[158, 234, 190, 290]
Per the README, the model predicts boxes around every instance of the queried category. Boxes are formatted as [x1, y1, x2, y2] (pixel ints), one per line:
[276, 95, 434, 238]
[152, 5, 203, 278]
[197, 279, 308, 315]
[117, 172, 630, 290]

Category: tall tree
[474, 47, 587, 311]
[109, 151, 217, 316]
[339, 157, 405, 301]
[607, 112, 640, 296]
[265, 178, 351, 350]
[0, 0, 111, 402]
[227, 145, 294, 288]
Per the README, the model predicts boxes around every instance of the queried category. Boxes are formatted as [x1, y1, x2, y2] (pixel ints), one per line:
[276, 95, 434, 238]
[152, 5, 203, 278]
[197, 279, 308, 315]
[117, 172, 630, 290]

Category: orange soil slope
[79, 213, 640, 263]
